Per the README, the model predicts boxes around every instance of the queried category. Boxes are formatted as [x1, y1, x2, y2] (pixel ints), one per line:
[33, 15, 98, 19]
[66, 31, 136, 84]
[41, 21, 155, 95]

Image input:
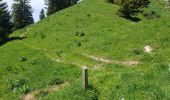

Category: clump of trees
[0, 0, 12, 42]
[45, 0, 76, 16]
[40, 0, 77, 19]
[111, 0, 151, 21]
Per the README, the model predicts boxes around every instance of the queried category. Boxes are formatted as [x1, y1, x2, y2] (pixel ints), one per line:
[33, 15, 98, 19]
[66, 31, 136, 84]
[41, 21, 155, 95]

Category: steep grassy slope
[0, 0, 170, 99]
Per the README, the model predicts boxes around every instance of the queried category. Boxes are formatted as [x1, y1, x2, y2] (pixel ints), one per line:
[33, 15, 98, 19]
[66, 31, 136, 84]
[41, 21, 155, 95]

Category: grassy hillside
[0, 0, 170, 99]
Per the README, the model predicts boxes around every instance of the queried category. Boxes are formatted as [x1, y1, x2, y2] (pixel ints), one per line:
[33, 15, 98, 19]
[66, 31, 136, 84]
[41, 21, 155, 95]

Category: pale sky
[4, 0, 46, 22]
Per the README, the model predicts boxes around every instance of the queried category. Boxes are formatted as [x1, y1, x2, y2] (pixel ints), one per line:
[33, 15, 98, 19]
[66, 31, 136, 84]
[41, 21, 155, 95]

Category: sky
[4, 0, 46, 22]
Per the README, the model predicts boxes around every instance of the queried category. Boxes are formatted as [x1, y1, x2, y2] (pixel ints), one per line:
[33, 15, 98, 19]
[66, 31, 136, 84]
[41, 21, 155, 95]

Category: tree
[12, 0, 34, 31]
[39, 9, 45, 20]
[0, 0, 12, 42]
[45, 0, 73, 16]
[117, 0, 150, 19]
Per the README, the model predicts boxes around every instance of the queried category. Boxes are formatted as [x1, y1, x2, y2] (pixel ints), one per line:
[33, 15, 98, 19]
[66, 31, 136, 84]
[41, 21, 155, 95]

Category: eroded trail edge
[22, 82, 68, 100]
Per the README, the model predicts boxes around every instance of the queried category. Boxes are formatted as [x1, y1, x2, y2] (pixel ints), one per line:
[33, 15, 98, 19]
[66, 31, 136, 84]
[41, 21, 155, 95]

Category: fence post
[82, 66, 88, 90]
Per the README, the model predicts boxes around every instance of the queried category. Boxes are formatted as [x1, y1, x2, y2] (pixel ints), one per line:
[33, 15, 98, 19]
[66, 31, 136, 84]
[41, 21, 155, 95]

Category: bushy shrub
[87, 85, 100, 100]
[76, 41, 82, 47]
[117, 0, 150, 19]
[143, 9, 155, 19]
[9, 78, 27, 90]
[19, 85, 30, 94]
[40, 33, 46, 39]
[20, 56, 28, 62]
[56, 50, 63, 57]
[72, 40, 82, 47]
[31, 60, 37, 65]
[133, 48, 143, 55]
[74, 31, 85, 37]
[49, 78, 64, 85]
[87, 14, 91, 17]
[6, 66, 12, 71]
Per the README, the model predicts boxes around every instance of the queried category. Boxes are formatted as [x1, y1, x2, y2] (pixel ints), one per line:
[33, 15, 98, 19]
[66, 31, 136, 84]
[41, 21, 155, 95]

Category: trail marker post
[82, 66, 88, 90]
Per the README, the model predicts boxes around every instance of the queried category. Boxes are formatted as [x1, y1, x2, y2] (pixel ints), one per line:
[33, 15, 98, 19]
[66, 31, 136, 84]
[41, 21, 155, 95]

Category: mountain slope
[0, 0, 170, 99]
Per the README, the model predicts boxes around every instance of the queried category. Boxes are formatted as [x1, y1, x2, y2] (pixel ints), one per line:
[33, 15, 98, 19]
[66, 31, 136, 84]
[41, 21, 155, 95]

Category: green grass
[0, 0, 170, 99]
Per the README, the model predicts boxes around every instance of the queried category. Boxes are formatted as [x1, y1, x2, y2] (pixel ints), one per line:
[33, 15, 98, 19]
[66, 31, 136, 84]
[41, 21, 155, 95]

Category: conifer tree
[0, 0, 12, 41]
[117, 0, 150, 18]
[12, 0, 34, 31]
[39, 9, 45, 20]
[45, 0, 73, 16]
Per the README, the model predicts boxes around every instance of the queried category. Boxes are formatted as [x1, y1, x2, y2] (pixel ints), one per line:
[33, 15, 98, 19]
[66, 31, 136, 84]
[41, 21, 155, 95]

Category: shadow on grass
[0, 36, 26, 46]
[127, 17, 141, 22]
[120, 15, 141, 22]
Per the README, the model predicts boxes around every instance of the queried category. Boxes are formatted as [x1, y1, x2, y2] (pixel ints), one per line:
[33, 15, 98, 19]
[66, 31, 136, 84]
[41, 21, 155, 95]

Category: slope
[0, 0, 170, 99]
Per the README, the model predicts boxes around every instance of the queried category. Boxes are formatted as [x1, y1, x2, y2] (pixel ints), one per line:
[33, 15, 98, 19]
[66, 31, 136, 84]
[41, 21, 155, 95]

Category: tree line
[0, 0, 77, 42]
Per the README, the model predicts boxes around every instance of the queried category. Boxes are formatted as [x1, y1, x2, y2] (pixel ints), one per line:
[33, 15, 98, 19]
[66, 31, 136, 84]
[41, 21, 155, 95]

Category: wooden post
[82, 66, 88, 90]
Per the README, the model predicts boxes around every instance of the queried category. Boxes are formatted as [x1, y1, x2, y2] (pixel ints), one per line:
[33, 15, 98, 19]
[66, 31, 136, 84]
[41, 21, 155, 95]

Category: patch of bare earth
[50, 58, 63, 63]
[144, 45, 153, 53]
[22, 82, 67, 100]
[22, 91, 38, 100]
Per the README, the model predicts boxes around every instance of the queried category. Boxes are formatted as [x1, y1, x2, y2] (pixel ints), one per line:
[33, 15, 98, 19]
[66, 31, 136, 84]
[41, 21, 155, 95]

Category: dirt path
[19, 41, 139, 66]
[22, 82, 68, 100]
[81, 53, 139, 65]
[20, 41, 48, 51]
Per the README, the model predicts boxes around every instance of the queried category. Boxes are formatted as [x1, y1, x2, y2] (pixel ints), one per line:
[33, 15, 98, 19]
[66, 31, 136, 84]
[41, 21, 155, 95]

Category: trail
[19, 41, 48, 51]
[19, 40, 139, 66]
[20, 29, 139, 65]
[81, 53, 139, 65]
[22, 82, 68, 100]
[20, 41, 63, 63]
